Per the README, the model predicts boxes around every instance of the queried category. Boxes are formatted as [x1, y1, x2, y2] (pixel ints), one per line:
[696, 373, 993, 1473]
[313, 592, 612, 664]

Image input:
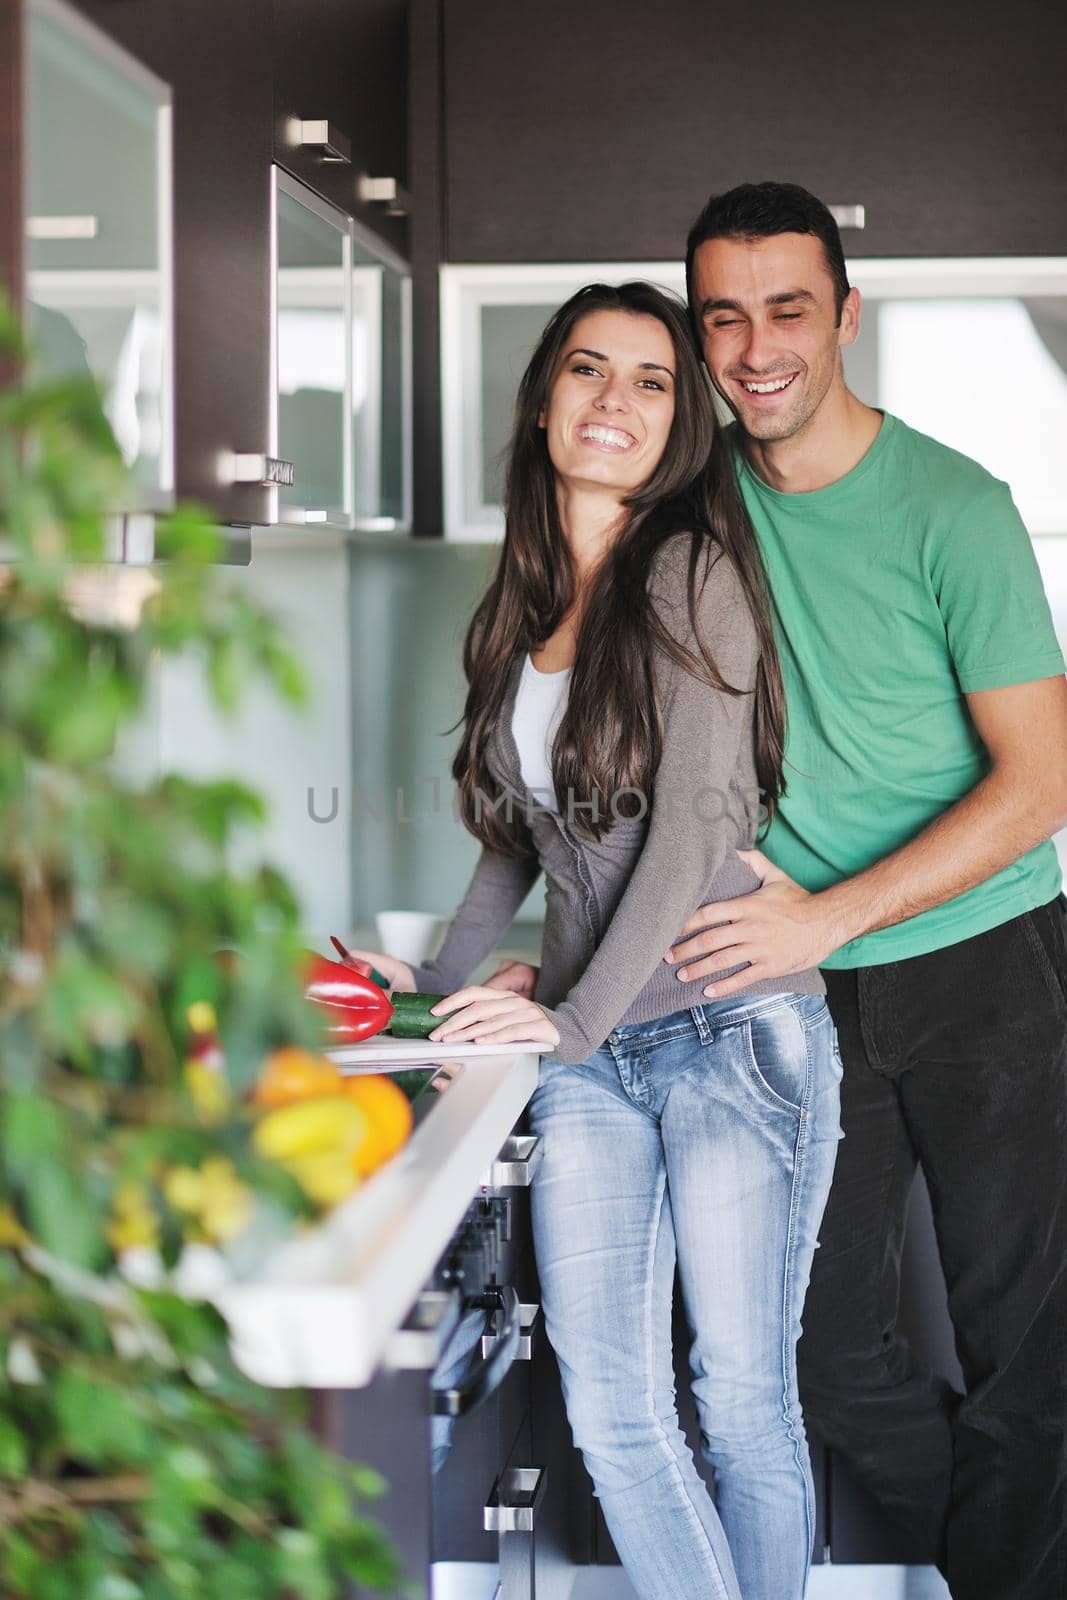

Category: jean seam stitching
[742, 1016, 807, 1115]
[641, 1171, 735, 1600]
[631, 1025, 698, 1048]
[779, 1033, 816, 1567]
[715, 995, 799, 1027]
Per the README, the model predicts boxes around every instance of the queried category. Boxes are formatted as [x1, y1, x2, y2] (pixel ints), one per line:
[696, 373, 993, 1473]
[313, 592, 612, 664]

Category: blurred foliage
[0, 298, 404, 1597]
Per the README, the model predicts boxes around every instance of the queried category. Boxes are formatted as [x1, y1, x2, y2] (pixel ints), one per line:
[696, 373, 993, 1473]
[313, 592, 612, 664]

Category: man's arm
[668, 674, 1067, 996]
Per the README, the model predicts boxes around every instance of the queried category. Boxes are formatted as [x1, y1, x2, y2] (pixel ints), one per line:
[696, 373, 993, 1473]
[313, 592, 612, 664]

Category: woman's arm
[409, 836, 542, 994]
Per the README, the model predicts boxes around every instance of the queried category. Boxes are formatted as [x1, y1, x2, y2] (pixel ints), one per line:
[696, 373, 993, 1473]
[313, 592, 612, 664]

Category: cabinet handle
[431, 1286, 521, 1417]
[217, 452, 295, 489]
[490, 1135, 542, 1188]
[482, 1300, 540, 1361]
[357, 174, 412, 217]
[285, 118, 351, 165]
[387, 1287, 461, 1371]
[483, 1466, 547, 1534]
[828, 203, 866, 230]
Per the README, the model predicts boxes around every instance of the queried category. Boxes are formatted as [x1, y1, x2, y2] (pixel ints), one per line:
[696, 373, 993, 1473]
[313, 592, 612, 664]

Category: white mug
[375, 910, 447, 967]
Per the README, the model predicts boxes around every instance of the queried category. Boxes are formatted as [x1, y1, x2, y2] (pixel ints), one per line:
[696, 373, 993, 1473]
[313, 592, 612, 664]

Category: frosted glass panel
[25, 0, 172, 505]
[351, 230, 411, 528]
[853, 299, 1067, 534]
[276, 186, 348, 523]
[442, 264, 685, 538]
[445, 261, 1067, 541]
[1033, 539, 1067, 647]
[272, 177, 410, 531]
[479, 302, 557, 504]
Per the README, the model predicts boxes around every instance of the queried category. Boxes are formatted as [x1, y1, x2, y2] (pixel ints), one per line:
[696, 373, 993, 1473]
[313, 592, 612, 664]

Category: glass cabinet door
[440, 264, 680, 539]
[274, 171, 351, 527]
[841, 265, 1067, 538]
[272, 169, 411, 535]
[351, 221, 411, 532]
[24, 0, 173, 509]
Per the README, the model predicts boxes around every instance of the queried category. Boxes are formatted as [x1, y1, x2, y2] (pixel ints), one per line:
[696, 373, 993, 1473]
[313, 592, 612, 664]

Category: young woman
[353, 282, 842, 1600]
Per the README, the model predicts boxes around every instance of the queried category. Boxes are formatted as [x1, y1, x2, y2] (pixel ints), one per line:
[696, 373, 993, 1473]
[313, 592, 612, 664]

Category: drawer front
[433, 1350, 531, 1563]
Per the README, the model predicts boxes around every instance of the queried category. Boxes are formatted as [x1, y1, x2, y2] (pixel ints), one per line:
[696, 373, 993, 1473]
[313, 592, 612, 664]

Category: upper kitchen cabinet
[351, 220, 412, 530]
[275, 172, 350, 529]
[24, 0, 173, 511]
[68, 0, 277, 528]
[46, 0, 413, 533]
[272, 0, 408, 259]
[440, 0, 1067, 262]
[274, 169, 412, 533]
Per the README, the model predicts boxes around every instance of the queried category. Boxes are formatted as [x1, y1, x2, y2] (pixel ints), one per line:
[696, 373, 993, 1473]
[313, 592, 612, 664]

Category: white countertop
[217, 1049, 540, 1388]
[327, 1037, 546, 1067]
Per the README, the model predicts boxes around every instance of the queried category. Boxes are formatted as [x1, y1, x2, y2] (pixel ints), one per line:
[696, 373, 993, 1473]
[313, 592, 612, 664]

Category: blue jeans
[529, 993, 843, 1600]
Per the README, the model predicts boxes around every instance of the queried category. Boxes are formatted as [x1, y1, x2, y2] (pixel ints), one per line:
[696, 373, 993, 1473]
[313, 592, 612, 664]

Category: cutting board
[327, 1037, 548, 1069]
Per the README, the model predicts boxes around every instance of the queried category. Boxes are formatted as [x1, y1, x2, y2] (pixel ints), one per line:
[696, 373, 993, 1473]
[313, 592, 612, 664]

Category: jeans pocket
[742, 1001, 812, 1114]
[1020, 901, 1067, 1011]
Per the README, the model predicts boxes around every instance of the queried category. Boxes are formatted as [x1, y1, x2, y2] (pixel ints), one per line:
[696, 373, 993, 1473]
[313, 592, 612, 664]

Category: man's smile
[736, 373, 799, 397]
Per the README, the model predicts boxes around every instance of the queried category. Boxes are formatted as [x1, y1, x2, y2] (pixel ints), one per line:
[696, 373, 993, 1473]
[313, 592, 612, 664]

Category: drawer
[432, 1327, 532, 1563]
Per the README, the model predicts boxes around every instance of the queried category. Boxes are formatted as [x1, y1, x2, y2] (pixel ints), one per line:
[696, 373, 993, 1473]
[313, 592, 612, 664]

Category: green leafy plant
[0, 299, 403, 1598]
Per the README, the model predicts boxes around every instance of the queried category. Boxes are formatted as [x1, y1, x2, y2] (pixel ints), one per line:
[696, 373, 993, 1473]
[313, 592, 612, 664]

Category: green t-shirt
[737, 411, 1065, 967]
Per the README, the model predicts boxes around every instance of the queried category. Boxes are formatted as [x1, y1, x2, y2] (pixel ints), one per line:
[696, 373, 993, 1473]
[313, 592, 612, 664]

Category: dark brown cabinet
[315, 1165, 571, 1600]
[52, 0, 409, 527]
[272, 0, 407, 261]
[440, 0, 1067, 263]
[70, 0, 275, 525]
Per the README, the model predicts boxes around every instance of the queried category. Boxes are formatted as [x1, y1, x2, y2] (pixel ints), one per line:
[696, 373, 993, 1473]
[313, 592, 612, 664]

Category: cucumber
[388, 991, 447, 1039]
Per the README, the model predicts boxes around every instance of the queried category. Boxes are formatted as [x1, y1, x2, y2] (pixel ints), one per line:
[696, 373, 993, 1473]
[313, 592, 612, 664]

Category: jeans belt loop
[691, 1005, 716, 1045]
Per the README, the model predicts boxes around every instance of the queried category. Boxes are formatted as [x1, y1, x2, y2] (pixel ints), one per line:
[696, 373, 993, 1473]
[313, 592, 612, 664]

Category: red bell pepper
[303, 946, 448, 1043]
[302, 952, 394, 1042]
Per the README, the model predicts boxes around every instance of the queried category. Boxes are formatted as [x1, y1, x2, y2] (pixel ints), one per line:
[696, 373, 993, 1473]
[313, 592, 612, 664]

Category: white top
[511, 653, 571, 813]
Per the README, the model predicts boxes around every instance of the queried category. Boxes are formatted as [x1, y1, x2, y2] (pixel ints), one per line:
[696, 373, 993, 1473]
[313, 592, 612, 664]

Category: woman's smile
[575, 421, 638, 452]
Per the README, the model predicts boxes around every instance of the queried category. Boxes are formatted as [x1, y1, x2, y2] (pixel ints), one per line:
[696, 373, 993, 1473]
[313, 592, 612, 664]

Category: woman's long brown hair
[453, 282, 786, 855]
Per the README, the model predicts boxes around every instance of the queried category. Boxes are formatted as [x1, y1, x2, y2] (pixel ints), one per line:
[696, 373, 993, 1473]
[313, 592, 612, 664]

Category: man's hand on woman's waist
[665, 850, 849, 997]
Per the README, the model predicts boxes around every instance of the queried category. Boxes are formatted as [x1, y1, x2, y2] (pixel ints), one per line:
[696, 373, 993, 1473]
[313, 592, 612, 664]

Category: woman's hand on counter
[427, 986, 560, 1048]
[485, 960, 540, 998]
[342, 948, 417, 994]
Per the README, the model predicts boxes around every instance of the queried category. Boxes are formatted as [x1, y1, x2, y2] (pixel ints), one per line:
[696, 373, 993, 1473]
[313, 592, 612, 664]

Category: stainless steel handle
[26, 214, 98, 240]
[483, 1466, 547, 1533]
[217, 452, 295, 489]
[491, 1135, 542, 1188]
[386, 1288, 460, 1371]
[432, 1286, 520, 1417]
[284, 117, 351, 164]
[828, 203, 866, 230]
[482, 1301, 539, 1361]
[357, 174, 412, 216]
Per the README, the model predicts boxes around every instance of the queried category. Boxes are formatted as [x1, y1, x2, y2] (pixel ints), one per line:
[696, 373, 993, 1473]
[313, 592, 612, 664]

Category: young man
[668, 181, 1067, 1600]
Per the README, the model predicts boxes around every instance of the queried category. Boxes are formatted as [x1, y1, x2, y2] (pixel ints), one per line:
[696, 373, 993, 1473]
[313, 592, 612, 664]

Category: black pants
[799, 897, 1067, 1600]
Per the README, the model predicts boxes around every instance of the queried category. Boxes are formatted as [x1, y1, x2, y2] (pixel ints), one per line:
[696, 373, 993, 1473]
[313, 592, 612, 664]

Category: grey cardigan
[412, 534, 824, 1063]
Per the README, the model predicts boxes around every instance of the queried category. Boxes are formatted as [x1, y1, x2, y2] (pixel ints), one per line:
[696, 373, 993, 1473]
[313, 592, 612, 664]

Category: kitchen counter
[217, 1044, 542, 1389]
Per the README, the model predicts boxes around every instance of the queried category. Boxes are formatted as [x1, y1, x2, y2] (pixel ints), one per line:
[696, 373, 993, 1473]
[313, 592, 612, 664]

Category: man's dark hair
[685, 181, 851, 325]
